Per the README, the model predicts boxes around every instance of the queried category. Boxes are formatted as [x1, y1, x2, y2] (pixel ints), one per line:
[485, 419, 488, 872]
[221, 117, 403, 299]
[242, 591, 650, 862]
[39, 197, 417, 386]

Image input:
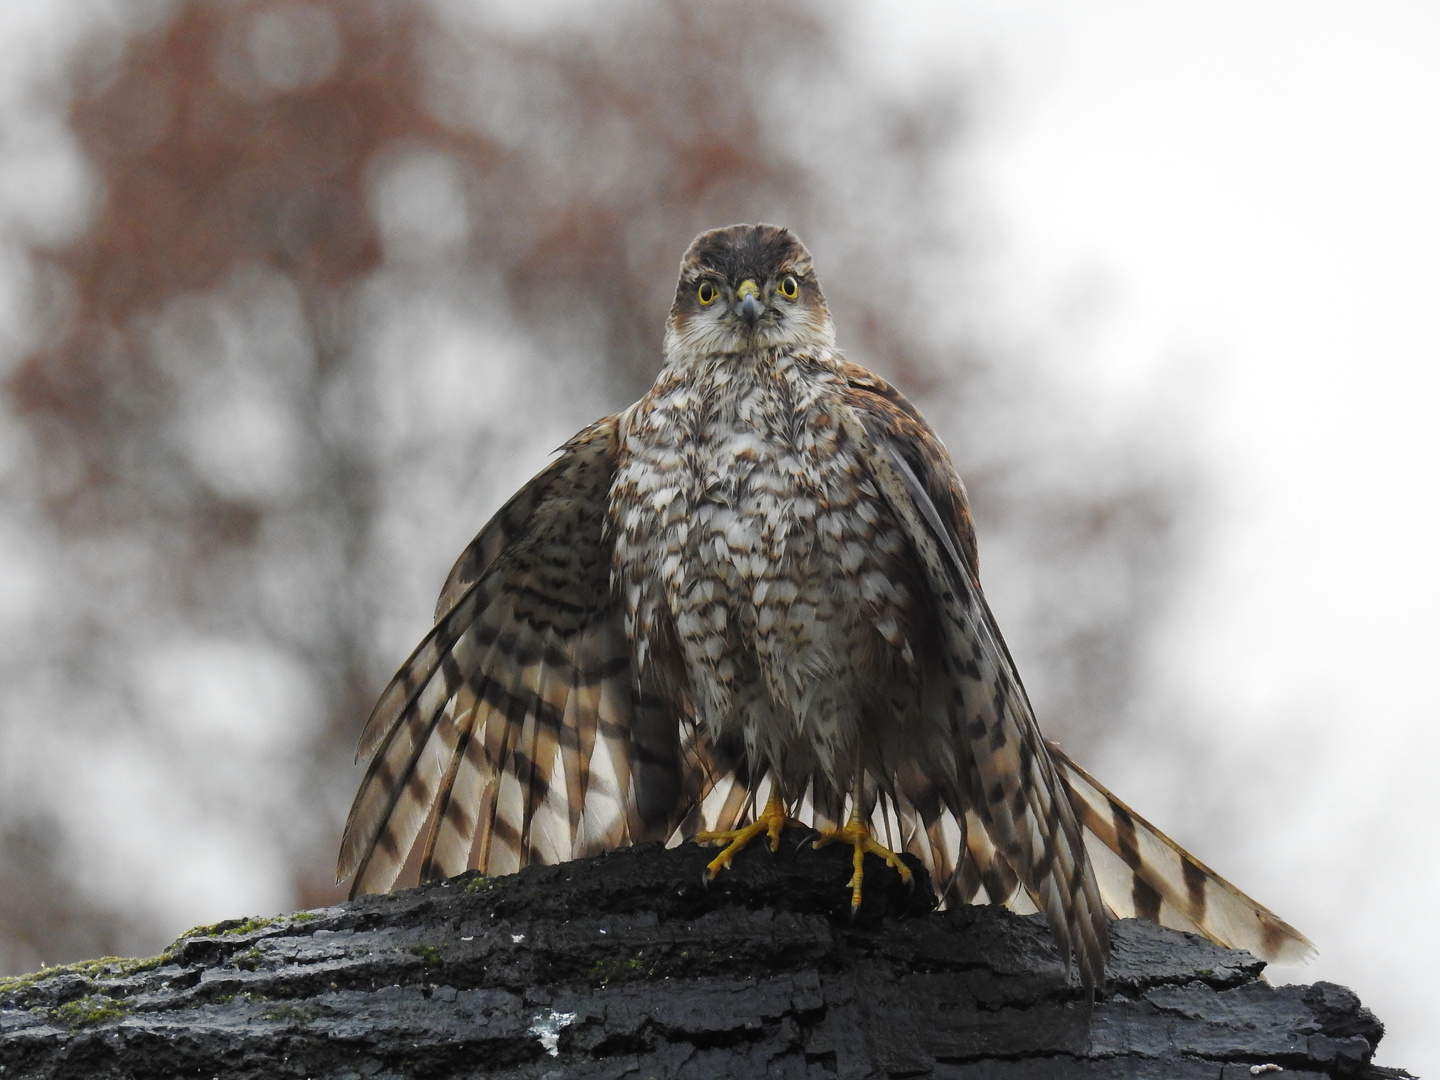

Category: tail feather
[1052, 745, 1316, 965]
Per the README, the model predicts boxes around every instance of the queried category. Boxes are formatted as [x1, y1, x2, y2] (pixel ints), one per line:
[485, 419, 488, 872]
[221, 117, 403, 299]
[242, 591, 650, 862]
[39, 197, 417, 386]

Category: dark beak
[737, 294, 763, 326]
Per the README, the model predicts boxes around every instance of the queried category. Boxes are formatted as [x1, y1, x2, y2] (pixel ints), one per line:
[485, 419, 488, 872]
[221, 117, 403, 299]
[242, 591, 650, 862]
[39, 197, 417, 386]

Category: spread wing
[336, 415, 696, 897]
[839, 363, 1109, 988]
[841, 362, 1313, 975]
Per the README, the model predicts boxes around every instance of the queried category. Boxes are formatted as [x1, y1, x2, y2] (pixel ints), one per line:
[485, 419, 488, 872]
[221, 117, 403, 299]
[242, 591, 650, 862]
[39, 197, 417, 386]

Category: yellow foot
[813, 816, 913, 913]
[695, 791, 798, 880]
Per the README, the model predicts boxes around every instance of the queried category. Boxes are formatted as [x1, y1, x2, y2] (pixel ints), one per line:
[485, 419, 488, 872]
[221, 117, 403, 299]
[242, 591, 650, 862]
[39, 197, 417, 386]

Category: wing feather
[420, 695, 488, 880]
[416, 621, 517, 881]
[841, 367, 1108, 987]
[840, 362, 1312, 978]
[522, 632, 574, 864]
[337, 415, 692, 896]
[560, 634, 598, 846]
[470, 640, 538, 876]
[343, 612, 485, 893]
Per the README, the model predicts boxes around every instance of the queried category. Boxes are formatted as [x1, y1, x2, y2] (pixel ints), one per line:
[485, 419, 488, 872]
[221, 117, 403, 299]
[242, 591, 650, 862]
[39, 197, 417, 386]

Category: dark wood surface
[0, 829, 1408, 1078]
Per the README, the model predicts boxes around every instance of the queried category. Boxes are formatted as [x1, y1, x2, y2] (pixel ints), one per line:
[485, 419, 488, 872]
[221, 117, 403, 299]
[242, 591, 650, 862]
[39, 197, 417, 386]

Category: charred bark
[0, 831, 1408, 1078]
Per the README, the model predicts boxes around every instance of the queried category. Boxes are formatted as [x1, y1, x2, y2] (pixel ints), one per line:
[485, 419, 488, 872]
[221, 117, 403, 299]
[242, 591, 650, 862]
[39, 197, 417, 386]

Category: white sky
[858, 3, 1440, 1072]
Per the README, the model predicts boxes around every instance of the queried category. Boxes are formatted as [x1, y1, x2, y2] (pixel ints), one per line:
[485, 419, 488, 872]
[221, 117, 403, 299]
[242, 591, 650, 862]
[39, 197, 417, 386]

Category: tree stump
[0, 830, 1409, 1078]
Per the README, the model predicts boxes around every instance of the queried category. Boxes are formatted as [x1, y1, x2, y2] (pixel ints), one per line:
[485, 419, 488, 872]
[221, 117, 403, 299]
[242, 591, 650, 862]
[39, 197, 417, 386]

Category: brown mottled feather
[832, 364, 1311, 967]
[836, 377, 1108, 986]
[839, 361, 981, 581]
[337, 416, 694, 895]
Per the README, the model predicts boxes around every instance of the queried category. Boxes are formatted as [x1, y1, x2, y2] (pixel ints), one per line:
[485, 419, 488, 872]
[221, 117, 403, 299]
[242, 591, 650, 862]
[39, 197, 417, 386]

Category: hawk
[337, 224, 1312, 989]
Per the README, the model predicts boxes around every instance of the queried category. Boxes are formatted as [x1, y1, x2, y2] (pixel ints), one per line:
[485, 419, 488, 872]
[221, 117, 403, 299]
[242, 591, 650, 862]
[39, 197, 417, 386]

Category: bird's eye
[778, 275, 799, 299]
[697, 281, 719, 306]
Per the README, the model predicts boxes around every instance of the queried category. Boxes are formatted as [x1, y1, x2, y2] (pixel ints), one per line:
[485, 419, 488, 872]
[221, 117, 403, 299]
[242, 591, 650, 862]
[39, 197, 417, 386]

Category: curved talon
[814, 815, 913, 913]
[695, 790, 795, 880]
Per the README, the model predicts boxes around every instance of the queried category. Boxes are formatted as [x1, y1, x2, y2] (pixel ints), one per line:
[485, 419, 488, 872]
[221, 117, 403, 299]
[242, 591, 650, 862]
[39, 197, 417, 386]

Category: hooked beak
[735, 279, 764, 326]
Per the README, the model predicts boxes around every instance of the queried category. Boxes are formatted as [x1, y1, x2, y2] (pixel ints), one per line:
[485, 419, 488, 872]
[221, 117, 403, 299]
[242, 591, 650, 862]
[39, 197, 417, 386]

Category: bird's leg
[696, 787, 796, 880]
[813, 767, 912, 913]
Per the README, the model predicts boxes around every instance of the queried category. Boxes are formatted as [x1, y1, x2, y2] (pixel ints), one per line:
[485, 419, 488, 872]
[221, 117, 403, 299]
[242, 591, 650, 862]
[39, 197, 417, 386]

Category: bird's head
[664, 224, 836, 359]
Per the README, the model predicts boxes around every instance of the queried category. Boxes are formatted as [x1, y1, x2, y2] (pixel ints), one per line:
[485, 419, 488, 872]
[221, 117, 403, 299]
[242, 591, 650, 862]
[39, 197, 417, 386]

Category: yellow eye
[697, 281, 719, 305]
[778, 275, 799, 299]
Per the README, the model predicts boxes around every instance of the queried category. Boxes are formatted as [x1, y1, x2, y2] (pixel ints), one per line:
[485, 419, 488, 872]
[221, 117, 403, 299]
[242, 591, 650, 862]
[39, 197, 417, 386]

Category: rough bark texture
[0, 831, 1409, 1078]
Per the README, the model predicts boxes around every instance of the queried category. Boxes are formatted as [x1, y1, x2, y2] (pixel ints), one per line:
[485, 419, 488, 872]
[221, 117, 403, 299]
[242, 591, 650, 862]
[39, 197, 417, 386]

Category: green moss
[409, 944, 442, 965]
[174, 922, 223, 940]
[588, 953, 654, 987]
[464, 875, 493, 894]
[261, 1001, 321, 1024]
[51, 994, 130, 1029]
[124, 952, 172, 975]
[230, 947, 264, 971]
[221, 916, 276, 936]
[169, 910, 314, 950]
[0, 951, 173, 999]
[0, 908, 320, 1003]
[170, 914, 278, 943]
[0, 971, 40, 998]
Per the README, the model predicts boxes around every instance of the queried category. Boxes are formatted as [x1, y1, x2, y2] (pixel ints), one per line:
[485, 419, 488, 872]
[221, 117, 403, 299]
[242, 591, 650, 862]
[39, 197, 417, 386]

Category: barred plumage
[338, 224, 1313, 989]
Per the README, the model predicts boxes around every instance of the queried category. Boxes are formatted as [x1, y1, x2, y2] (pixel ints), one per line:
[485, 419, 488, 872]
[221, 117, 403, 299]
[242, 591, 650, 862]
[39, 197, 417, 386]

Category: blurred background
[0, 0, 1431, 1072]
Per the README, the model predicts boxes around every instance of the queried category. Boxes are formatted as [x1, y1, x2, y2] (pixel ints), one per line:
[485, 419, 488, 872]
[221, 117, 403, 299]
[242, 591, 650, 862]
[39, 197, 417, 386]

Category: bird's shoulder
[837, 360, 980, 579]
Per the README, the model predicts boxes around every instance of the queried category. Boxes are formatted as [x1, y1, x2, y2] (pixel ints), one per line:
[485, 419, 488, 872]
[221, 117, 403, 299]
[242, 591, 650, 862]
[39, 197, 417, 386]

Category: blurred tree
[0, 0, 1191, 969]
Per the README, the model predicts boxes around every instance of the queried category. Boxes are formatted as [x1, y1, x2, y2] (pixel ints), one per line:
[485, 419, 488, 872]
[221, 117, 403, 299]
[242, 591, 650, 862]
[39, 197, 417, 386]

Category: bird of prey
[337, 224, 1313, 990]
